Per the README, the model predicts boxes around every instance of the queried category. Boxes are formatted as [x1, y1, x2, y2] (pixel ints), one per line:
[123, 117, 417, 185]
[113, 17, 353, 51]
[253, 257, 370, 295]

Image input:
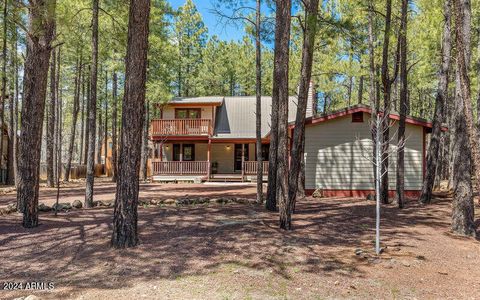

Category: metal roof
[212, 96, 305, 139]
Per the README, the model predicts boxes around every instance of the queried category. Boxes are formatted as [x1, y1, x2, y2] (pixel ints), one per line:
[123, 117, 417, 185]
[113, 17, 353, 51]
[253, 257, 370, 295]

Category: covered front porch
[151, 141, 269, 182]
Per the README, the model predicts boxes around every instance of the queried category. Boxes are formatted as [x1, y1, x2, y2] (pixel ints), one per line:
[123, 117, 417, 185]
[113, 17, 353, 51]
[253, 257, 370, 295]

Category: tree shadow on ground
[0, 195, 478, 298]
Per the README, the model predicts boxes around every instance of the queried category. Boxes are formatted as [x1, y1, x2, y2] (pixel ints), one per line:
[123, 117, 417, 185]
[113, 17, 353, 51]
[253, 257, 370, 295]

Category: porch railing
[243, 161, 269, 175]
[150, 119, 212, 136]
[152, 160, 209, 175]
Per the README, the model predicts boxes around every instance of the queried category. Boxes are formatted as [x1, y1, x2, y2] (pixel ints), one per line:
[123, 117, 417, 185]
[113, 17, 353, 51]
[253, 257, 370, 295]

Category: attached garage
[302, 105, 429, 197]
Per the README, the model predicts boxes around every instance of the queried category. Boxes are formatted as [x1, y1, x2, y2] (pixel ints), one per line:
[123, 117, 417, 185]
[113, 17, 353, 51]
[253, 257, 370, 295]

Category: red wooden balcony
[150, 119, 212, 136]
[243, 161, 269, 175]
[151, 160, 209, 175]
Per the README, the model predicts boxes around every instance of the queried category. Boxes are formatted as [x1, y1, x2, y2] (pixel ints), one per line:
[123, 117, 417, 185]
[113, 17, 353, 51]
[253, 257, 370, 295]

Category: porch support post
[180, 143, 183, 175]
[207, 139, 211, 181]
[159, 142, 163, 161]
[241, 144, 245, 182]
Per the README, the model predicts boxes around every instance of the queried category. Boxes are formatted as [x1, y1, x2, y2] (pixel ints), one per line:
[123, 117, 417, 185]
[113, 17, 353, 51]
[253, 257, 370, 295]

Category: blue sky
[168, 0, 271, 42]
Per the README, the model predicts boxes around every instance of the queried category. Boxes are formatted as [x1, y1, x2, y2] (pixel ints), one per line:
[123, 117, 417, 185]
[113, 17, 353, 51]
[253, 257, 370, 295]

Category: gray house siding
[304, 113, 423, 191]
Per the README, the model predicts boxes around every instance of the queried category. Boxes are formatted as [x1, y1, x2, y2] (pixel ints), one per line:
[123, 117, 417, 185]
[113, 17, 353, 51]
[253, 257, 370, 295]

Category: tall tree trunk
[111, 0, 151, 248]
[368, 0, 379, 192]
[6, 1, 15, 186]
[84, 65, 90, 166]
[65, 54, 83, 181]
[104, 70, 108, 172]
[419, 0, 452, 204]
[111, 71, 118, 182]
[255, 0, 263, 204]
[380, 0, 400, 204]
[272, 0, 292, 230]
[13, 26, 19, 190]
[288, 0, 319, 213]
[85, 0, 99, 208]
[266, 0, 289, 212]
[0, 0, 6, 185]
[396, 0, 408, 208]
[96, 103, 103, 164]
[297, 137, 306, 197]
[266, 94, 278, 211]
[56, 48, 62, 180]
[4, 0, 14, 186]
[46, 51, 56, 187]
[454, 0, 480, 204]
[358, 75, 364, 104]
[79, 63, 86, 165]
[451, 0, 476, 236]
[17, 0, 56, 228]
[140, 99, 149, 181]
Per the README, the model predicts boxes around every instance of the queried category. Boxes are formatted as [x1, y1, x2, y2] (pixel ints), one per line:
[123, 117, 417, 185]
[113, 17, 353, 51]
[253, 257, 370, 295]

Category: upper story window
[175, 108, 201, 119]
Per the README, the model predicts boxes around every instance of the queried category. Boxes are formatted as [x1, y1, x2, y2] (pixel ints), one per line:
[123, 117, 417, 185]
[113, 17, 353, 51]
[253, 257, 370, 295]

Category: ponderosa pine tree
[0, 0, 6, 186]
[65, 54, 83, 181]
[140, 99, 149, 182]
[111, 70, 118, 182]
[368, 0, 378, 189]
[255, 0, 263, 204]
[84, 65, 91, 166]
[85, 0, 99, 208]
[111, 0, 151, 248]
[380, 0, 400, 204]
[451, 0, 476, 236]
[5, 0, 14, 186]
[453, 0, 480, 207]
[79, 65, 86, 165]
[174, 0, 207, 97]
[46, 48, 56, 187]
[17, 0, 56, 228]
[419, 0, 452, 205]
[103, 70, 108, 171]
[112, 71, 118, 182]
[288, 0, 319, 211]
[273, 0, 292, 230]
[396, 0, 408, 208]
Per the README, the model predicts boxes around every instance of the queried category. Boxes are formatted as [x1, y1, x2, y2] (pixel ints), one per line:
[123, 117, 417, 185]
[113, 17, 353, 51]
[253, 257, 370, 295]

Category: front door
[234, 144, 249, 172]
[173, 144, 195, 161]
[182, 144, 195, 161]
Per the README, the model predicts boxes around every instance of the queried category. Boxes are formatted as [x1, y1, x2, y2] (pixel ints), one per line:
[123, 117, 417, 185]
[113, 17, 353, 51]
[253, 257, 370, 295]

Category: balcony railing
[152, 160, 209, 175]
[243, 161, 269, 175]
[150, 119, 212, 136]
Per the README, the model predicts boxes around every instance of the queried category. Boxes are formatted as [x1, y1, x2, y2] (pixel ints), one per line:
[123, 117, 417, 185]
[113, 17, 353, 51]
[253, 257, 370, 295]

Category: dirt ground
[0, 182, 479, 299]
[0, 179, 260, 208]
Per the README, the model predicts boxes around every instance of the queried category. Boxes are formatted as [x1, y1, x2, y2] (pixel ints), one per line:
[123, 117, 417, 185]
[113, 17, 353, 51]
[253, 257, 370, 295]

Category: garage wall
[304, 113, 423, 191]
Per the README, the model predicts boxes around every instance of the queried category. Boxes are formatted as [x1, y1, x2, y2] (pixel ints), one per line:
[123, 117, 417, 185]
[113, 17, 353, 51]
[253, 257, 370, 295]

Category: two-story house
[149, 92, 312, 182]
[150, 85, 434, 197]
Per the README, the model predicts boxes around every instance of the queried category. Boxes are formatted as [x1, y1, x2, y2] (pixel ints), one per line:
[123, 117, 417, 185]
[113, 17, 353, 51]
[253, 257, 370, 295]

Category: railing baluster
[150, 119, 212, 136]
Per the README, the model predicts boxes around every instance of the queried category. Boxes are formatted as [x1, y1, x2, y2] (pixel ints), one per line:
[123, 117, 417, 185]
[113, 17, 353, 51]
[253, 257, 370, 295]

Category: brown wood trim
[210, 138, 270, 144]
[152, 136, 210, 142]
[304, 189, 421, 198]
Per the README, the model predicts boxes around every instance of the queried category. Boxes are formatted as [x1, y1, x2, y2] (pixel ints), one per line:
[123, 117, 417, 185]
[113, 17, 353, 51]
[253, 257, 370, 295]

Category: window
[175, 108, 201, 119]
[352, 112, 364, 123]
[172, 144, 195, 161]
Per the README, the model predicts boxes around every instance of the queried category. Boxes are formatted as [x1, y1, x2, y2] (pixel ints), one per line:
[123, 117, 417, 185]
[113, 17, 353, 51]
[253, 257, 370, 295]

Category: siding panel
[211, 143, 234, 173]
[304, 113, 423, 191]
